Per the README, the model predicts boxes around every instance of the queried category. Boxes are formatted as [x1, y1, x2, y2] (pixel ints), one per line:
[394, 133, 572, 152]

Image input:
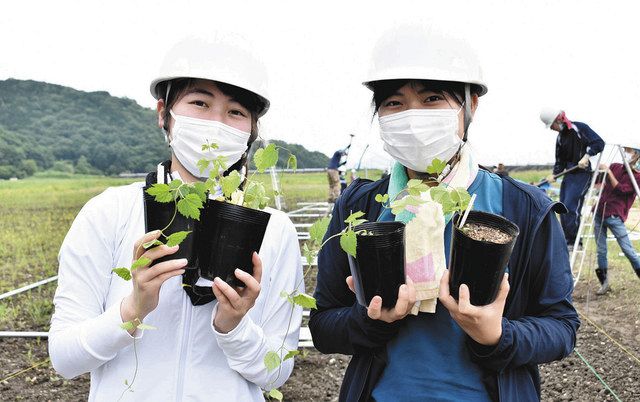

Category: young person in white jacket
[48, 35, 304, 401]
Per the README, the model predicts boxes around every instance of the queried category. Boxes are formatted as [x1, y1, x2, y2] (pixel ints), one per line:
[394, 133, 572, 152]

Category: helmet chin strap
[463, 83, 472, 142]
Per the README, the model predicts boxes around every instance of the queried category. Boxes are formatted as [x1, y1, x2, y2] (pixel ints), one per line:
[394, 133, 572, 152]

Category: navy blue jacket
[553, 121, 604, 175]
[309, 173, 580, 402]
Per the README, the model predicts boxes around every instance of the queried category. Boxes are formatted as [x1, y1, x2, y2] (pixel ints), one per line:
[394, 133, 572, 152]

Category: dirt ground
[1, 273, 639, 402]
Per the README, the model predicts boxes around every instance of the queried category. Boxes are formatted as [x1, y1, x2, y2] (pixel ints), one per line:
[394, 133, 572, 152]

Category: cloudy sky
[1, 0, 638, 169]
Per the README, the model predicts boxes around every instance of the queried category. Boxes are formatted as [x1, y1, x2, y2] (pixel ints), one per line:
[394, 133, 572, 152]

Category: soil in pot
[449, 210, 519, 306]
[195, 199, 271, 287]
[348, 221, 405, 308]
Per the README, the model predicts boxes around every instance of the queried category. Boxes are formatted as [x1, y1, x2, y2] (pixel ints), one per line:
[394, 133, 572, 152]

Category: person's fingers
[251, 252, 263, 284]
[439, 270, 452, 301]
[367, 296, 382, 320]
[132, 258, 187, 284]
[393, 284, 409, 318]
[136, 258, 187, 283]
[345, 276, 355, 293]
[211, 280, 230, 306]
[234, 268, 261, 300]
[458, 284, 474, 314]
[139, 244, 179, 265]
[405, 276, 416, 305]
[148, 268, 186, 288]
[213, 277, 242, 308]
[133, 230, 162, 259]
[495, 273, 510, 305]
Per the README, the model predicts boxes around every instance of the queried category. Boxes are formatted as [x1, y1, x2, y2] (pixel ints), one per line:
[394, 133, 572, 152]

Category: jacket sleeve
[309, 195, 401, 355]
[576, 122, 605, 156]
[553, 135, 565, 175]
[466, 211, 580, 371]
[48, 189, 141, 379]
[212, 212, 304, 390]
[613, 166, 640, 195]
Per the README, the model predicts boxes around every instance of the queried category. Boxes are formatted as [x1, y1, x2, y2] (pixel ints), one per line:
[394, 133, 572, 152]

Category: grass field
[0, 167, 633, 332]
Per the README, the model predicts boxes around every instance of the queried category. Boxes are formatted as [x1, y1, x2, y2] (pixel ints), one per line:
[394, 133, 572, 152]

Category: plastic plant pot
[347, 221, 405, 308]
[143, 188, 196, 267]
[195, 199, 271, 287]
[448, 210, 520, 306]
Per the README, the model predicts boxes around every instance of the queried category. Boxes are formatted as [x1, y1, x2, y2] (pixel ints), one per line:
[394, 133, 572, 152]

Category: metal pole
[0, 331, 49, 338]
[0, 276, 58, 301]
[618, 145, 640, 201]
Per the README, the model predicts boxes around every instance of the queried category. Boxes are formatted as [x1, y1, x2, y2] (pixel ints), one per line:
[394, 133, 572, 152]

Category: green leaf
[177, 193, 203, 220]
[287, 154, 297, 171]
[264, 351, 281, 371]
[168, 179, 182, 190]
[191, 182, 208, 202]
[344, 211, 365, 224]
[165, 231, 191, 247]
[292, 293, 317, 309]
[340, 230, 357, 257]
[279, 290, 289, 299]
[136, 323, 157, 331]
[302, 243, 315, 267]
[426, 158, 447, 174]
[112, 267, 131, 281]
[243, 181, 268, 210]
[142, 239, 164, 249]
[254, 144, 279, 173]
[197, 158, 210, 174]
[284, 350, 300, 361]
[309, 216, 330, 245]
[131, 256, 151, 271]
[120, 321, 135, 331]
[268, 388, 283, 401]
[146, 183, 173, 203]
[407, 179, 423, 188]
[375, 193, 389, 203]
[221, 170, 242, 198]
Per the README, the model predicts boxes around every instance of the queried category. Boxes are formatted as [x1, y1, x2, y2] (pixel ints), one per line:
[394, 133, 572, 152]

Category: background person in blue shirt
[540, 108, 605, 249]
[310, 26, 579, 402]
[327, 143, 351, 202]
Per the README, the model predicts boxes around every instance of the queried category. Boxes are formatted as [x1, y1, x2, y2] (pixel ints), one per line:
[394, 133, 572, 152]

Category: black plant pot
[143, 188, 196, 267]
[347, 221, 405, 308]
[196, 199, 271, 287]
[449, 210, 519, 306]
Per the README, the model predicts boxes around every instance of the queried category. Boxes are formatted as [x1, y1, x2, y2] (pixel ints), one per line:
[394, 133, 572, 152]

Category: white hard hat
[150, 34, 270, 116]
[622, 142, 640, 153]
[540, 107, 562, 129]
[363, 26, 488, 96]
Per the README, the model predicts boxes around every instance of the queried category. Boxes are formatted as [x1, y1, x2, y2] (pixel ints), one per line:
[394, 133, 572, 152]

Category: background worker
[540, 108, 605, 248]
[593, 145, 640, 294]
[327, 142, 351, 203]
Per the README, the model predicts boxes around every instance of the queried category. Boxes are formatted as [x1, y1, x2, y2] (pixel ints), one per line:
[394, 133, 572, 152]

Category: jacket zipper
[175, 297, 192, 401]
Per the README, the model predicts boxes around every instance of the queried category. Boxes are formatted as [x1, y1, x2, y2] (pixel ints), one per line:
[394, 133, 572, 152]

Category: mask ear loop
[161, 82, 173, 144]
[463, 83, 472, 142]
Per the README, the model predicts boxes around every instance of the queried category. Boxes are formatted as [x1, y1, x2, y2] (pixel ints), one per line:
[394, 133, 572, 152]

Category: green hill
[0, 79, 328, 179]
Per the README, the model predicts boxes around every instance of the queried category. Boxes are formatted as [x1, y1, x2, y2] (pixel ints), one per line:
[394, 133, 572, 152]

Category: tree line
[0, 79, 328, 179]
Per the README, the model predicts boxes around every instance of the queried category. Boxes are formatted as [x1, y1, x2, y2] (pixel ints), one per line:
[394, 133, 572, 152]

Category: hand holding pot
[438, 270, 510, 346]
[121, 230, 188, 331]
[212, 252, 263, 333]
[346, 275, 416, 323]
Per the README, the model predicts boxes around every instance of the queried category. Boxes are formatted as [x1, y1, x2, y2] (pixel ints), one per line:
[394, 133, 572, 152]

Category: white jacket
[49, 181, 303, 401]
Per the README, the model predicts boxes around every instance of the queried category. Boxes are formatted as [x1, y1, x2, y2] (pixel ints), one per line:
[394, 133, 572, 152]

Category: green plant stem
[117, 335, 139, 401]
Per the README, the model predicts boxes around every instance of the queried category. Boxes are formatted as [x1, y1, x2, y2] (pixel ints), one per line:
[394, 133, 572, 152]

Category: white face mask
[168, 110, 251, 178]
[379, 107, 463, 173]
[625, 152, 636, 163]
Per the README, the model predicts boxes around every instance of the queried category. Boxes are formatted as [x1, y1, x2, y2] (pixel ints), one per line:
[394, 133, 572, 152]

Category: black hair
[370, 79, 481, 114]
[158, 78, 264, 179]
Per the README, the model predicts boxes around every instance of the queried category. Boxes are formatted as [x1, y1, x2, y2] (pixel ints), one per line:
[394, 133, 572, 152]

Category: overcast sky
[1, 0, 638, 169]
